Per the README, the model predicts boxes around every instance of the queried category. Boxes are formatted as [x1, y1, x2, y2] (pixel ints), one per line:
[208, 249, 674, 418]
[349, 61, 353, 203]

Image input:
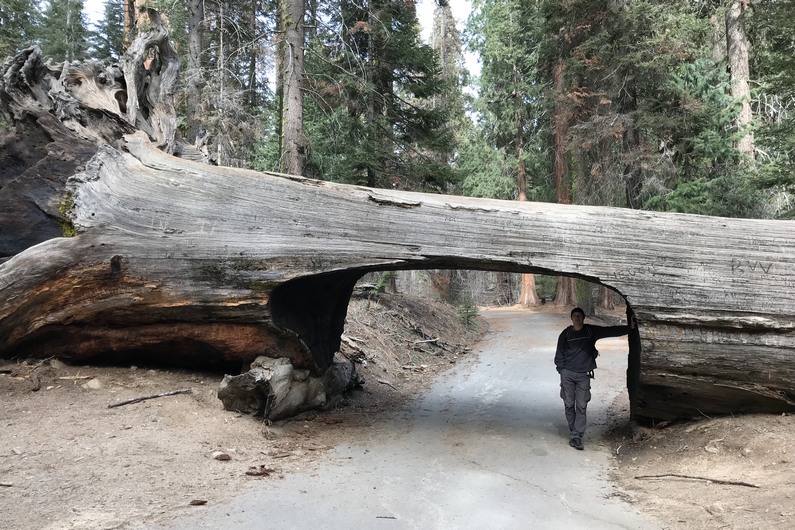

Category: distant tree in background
[299, 0, 454, 190]
[90, 0, 124, 59]
[39, 0, 90, 61]
[0, 0, 39, 59]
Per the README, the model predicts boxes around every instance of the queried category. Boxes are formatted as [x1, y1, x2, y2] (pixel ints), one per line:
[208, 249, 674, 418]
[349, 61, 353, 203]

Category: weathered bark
[2, 46, 795, 423]
[120, 9, 179, 153]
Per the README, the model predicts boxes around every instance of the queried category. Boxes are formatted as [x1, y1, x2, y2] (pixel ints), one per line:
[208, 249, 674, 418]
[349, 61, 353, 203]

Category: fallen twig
[58, 375, 93, 380]
[376, 379, 397, 390]
[634, 473, 759, 488]
[108, 388, 191, 408]
[0, 482, 13, 487]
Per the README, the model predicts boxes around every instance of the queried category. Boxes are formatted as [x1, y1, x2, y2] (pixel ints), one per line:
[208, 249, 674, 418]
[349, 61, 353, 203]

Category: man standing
[554, 307, 634, 450]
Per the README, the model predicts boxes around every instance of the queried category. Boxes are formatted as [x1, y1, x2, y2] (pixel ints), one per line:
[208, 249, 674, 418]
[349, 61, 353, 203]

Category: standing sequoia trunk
[2, 45, 795, 423]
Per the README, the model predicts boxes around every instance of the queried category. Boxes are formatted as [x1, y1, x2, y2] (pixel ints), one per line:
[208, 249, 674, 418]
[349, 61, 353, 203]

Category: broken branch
[634, 473, 759, 488]
[376, 379, 397, 390]
[108, 388, 191, 408]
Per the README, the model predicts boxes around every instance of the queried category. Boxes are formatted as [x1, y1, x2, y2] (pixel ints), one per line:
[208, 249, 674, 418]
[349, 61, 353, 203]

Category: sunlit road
[147, 309, 658, 529]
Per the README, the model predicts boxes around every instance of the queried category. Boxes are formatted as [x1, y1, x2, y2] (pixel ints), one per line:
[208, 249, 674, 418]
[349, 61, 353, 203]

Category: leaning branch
[108, 388, 191, 408]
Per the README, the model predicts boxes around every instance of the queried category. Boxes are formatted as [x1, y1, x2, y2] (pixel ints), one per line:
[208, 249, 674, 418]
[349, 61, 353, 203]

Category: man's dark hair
[571, 307, 586, 317]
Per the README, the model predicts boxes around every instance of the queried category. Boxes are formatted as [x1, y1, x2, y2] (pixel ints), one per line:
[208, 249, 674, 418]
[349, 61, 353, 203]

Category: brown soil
[606, 397, 795, 529]
[2, 295, 793, 529]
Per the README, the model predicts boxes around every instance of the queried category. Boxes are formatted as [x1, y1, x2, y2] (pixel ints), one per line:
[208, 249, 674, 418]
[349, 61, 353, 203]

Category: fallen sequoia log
[2, 45, 795, 422]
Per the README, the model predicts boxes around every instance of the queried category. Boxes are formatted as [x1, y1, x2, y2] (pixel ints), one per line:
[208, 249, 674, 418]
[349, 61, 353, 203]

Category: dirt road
[142, 309, 656, 529]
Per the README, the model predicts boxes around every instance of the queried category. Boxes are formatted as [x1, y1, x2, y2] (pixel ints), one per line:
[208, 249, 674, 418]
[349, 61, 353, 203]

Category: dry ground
[606, 396, 795, 529]
[1, 295, 793, 529]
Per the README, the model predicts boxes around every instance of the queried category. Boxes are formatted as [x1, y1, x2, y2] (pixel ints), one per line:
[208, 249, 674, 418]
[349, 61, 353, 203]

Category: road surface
[144, 309, 658, 529]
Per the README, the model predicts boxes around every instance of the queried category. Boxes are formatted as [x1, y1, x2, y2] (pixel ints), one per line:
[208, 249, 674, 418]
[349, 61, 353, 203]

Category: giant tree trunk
[2, 44, 795, 423]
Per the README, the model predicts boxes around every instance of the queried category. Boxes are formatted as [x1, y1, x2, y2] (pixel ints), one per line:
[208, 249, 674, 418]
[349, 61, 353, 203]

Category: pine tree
[301, 0, 454, 191]
[0, 0, 39, 59]
[39, 0, 90, 61]
[749, 0, 795, 218]
[91, 0, 125, 60]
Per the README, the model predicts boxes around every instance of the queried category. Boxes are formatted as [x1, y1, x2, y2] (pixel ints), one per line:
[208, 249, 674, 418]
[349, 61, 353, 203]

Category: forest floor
[1, 293, 793, 529]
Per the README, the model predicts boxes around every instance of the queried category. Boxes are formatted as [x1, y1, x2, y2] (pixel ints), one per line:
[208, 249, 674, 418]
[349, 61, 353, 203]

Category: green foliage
[39, 0, 89, 61]
[463, 0, 551, 202]
[457, 298, 479, 329]
[374, 271, 397, 294]
[58, 193, 76, 237]
[0, 0, 38, 58]
[457, 129, 518, 200]
[644, 173, 763, 218]
[658, 58, 742, 177]
[535, 275, 557, 301]
[748, 0, 795, 210]
[301, 0, 457, 191]
[89, 0, 124, 60]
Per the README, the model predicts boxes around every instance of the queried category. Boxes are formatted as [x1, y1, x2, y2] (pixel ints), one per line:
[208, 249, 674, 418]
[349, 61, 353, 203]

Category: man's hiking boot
[569, 438, 584, 450]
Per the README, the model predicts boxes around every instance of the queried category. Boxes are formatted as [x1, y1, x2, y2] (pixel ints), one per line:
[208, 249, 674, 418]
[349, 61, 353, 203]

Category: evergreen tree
[39, 0, 90, 61]
[749, 0, 795, 218]
[300, 0, 454, 191]
[535, 0, 759, 217]
[465, 0, 549, 203]
[0, 0, 39, 59]
[91, 0, 125, 60]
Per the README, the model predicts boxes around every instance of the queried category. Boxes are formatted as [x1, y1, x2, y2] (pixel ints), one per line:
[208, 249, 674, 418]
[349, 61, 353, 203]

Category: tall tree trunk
[275, 0, 285, 165]
[710, 10, 727, 65]
[596, 285, 615, 310]
[246, 0, 258, 108]
[515, 97, 538, 307]
[186, 0, 204, 144]
[552, 60, 571, 205]
[281, 0, 306, 175]
[553, 60, 573, 306]
[621, 73, 642, 208]
[554, 276, 577, 307]
[726, 0, 754, 161]
[366, 4, 391, 187]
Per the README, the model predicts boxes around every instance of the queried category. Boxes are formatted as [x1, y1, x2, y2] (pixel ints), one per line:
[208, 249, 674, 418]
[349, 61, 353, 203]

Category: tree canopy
[0, 0, 793, 218]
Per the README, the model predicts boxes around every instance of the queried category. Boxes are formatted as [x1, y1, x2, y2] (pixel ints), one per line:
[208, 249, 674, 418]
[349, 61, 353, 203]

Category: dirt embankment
[606, 396, 794, 529]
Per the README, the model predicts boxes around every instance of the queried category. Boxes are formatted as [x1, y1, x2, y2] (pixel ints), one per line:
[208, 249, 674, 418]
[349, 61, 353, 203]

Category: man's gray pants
[560, 369, 591, 440]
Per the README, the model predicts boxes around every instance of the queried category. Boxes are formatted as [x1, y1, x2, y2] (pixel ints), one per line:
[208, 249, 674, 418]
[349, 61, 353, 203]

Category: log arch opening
[268, 266, 642, 412]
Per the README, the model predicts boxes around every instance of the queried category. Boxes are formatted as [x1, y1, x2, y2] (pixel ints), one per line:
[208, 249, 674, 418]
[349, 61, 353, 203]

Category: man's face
[571, 312, 585, 328]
